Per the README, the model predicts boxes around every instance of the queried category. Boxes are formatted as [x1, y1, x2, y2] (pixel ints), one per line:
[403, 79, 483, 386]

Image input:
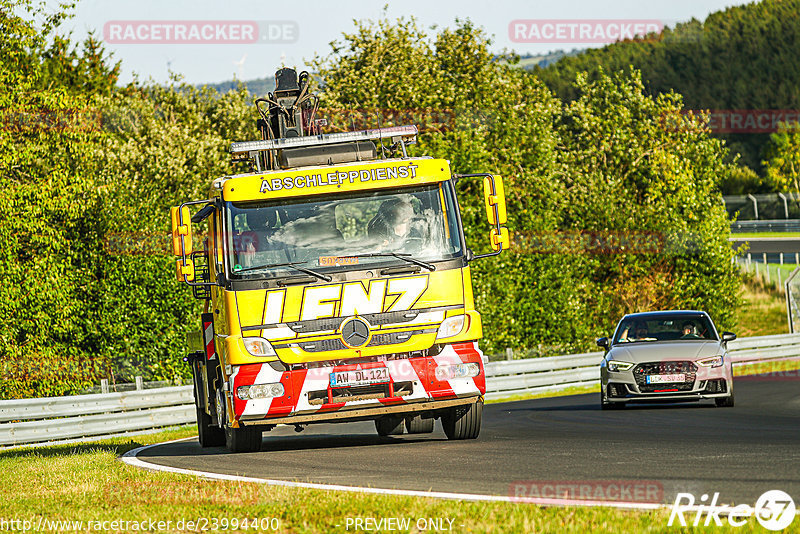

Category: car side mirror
[722, 332, 736, 342]
[596, 337, 609, 350]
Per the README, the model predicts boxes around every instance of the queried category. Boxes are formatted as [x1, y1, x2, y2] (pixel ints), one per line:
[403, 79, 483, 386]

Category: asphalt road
[729, 236, 800, 254]
[138, 375, 800, 506]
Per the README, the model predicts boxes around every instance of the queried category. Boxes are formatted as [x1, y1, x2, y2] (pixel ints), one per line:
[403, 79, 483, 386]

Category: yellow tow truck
[170, 68, 509, 452]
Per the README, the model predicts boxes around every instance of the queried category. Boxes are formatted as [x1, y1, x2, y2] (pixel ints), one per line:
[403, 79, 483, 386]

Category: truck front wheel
[196, 404, 225, 447]
[441, 400, 482, 440]
[192, 360, 224, 447]
[225, 426, 262, 453]
[375, 416, 405, 436]
[405, 414, 434, 434]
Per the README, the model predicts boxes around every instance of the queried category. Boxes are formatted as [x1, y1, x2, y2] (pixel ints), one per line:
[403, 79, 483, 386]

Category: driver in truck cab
[368, 198, 415, 250]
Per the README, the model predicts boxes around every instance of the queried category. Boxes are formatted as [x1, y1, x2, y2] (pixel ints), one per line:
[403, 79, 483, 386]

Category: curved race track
[135, 375, 800, 506]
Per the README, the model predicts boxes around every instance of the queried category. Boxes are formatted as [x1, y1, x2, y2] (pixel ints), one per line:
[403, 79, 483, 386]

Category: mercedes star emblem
[341, 317, 370, 348]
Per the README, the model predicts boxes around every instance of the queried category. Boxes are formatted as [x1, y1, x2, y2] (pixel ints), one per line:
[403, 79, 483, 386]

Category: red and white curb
[120, 438, 665, 511]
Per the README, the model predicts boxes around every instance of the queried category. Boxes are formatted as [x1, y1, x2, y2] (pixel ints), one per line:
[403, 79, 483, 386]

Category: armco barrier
[1, 334, 799, 446]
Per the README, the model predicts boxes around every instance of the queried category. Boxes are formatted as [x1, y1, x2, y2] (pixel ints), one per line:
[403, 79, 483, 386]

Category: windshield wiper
[347, 253, 435, 271]
[234, 261, 332, 282]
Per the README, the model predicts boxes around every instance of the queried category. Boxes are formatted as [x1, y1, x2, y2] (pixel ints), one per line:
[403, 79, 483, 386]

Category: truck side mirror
[170, 206, 193, 256]
[171, 206, 195, 282]
[490, 228, 510, 252]
[483, 175, 510, 252]
[483, 175, 507, 225]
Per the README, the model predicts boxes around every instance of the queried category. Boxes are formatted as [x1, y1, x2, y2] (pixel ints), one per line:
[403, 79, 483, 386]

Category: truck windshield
[225, 183, 463, 278]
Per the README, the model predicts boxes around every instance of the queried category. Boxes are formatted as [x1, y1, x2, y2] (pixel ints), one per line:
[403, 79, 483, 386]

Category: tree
[764, 122, 800, 194]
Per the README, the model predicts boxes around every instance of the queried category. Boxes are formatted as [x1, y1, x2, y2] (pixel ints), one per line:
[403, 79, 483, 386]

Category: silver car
[597, 311, 736, 409]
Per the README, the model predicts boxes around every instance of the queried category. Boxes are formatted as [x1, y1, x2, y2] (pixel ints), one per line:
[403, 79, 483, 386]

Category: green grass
[735, 278, 790, 337]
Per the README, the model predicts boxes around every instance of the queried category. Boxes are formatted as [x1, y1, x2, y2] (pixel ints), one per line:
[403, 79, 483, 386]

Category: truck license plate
[330, 367, 390, 388]
[646, 374, 685, 384]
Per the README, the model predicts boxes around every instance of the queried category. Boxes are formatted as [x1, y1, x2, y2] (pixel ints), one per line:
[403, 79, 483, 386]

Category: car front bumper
[603, 364, 732, 403]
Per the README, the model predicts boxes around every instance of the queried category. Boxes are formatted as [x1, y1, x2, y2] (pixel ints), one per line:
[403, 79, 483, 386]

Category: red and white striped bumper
[229, 342, 485, 422]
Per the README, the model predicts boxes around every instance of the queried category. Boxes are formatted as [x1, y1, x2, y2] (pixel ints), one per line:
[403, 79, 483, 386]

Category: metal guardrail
[2, 334, 799, 446]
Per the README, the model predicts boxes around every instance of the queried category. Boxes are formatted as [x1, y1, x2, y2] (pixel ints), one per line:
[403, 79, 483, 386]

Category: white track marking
[120, 438, 665, 511]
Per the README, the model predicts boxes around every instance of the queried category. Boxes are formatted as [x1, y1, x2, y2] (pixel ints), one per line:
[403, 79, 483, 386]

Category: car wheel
[601, 393, 611, 410]
[405, 414, 435, 434]
[375, 416, 405, 436]
[715, 394, 734, 407]
[600, 391, 624, 410]
[441, 400, 482, 440]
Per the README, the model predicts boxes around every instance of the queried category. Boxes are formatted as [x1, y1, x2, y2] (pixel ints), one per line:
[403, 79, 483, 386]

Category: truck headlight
[607, 360, 634, 372]
[697, 355, 724, 368]
[236, 382, 285, 400]
[436, 315, 466, 339]
[243, 337, 276, 357]
[435, 362, 480, 381]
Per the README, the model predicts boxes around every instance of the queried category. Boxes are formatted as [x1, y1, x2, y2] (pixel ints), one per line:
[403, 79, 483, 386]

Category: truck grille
[285, 329, 431, 352]
[633, 361, 697, 392]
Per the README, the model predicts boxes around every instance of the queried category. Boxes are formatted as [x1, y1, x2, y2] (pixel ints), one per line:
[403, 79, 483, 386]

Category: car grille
[633, 361, 697, 392]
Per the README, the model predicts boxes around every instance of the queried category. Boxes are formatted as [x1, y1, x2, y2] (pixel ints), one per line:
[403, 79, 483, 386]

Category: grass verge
[735, 278, 789, 337]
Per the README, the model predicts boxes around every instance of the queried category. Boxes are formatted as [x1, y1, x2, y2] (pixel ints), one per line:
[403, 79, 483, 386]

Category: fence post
[135, 376, 144, 391]
[506, 348, 513, 361]
[100, 379, 109, 395]
[747, 193, 759, 220]
[764, 253, 770, 284]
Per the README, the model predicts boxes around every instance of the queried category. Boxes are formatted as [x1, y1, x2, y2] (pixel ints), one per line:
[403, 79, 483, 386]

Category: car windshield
[613, 314, 718, 343]
[225, 182, 463, 278]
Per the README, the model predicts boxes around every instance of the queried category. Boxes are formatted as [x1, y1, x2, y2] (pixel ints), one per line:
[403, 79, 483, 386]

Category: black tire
[192, 362, 224, 447]
[225, 426, 262, 453]
[600, 392, 611, 410]
[375, 416, 405, 436]
[441, 400, 482, 440]
[715, 394, 735, 407]
[600, 392, 625, 410]
[405, 414, 435, 434]
[196, 403, 225, 447]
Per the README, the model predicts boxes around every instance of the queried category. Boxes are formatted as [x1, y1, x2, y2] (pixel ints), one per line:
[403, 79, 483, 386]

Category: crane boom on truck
[170, 68, 510, 452]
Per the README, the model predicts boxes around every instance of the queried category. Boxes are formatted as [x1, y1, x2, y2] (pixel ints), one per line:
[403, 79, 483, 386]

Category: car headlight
[436, 314, 466, 339]
[236, 382, 285, 400]
[607, 360, 634, 372]
[242, 337, 276, 357]
[435, 362, 480, 381]
[697, 355, 724, 368]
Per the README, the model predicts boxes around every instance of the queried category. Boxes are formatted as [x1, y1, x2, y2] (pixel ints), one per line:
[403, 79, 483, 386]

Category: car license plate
[330, 367, 390, 388]
[646, 374, 685, 384]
